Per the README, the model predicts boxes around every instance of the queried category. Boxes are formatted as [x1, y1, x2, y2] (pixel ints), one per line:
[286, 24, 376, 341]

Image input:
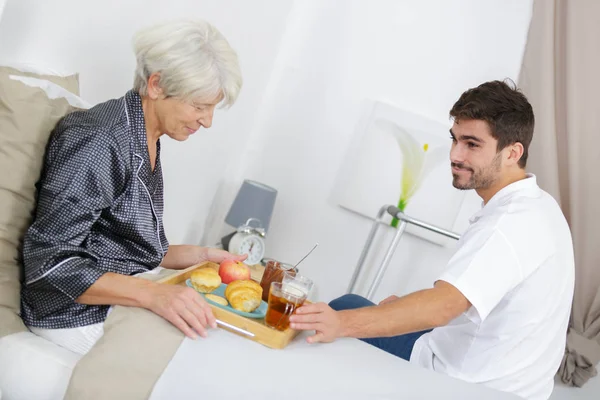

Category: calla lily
[373, 119, 447, 227]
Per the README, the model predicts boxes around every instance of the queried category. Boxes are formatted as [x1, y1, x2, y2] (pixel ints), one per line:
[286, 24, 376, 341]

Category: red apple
[219, 259, 251, 284]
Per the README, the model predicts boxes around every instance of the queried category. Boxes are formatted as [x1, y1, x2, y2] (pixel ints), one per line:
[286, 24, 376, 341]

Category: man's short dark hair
[449, 80, 534, 168]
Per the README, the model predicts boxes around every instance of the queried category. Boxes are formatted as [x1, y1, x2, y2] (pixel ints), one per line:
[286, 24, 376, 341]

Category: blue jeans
[329, 294, 432, 361]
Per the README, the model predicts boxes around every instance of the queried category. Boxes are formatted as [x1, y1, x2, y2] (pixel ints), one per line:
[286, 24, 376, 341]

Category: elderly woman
[20, 20, 244, 355]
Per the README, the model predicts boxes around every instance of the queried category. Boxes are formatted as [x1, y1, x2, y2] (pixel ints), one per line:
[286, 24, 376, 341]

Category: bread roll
[205, 294, 228, 306]
[225, 280, 263, 313]
[190, 268, 221, 293]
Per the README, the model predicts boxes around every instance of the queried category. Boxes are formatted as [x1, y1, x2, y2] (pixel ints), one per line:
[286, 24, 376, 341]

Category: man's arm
[161, 245, 247, 270]
[289, 281, 470, 343]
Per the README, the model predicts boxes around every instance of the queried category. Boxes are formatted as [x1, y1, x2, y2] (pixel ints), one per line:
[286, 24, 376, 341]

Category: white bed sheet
[150, 329, 521, 400]
[0, 332, 81, 400]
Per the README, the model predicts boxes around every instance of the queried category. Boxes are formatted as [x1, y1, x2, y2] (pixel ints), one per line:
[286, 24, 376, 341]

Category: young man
[290, 80, 575, 400]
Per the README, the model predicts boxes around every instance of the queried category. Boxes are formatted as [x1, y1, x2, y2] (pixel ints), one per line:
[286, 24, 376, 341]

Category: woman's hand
[198, 247, 248, 264]
[162, 245, 248, 270]
[142, 282, 216, 339]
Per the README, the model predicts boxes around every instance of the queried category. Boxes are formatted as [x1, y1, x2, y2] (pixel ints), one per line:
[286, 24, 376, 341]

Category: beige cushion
[0, 67, 79, 338]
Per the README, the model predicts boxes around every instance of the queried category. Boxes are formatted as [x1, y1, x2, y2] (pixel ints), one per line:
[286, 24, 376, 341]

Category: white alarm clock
[227, 218, 266, 265]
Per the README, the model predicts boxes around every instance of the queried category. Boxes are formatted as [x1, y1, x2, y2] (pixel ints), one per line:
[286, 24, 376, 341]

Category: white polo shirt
[410, 175, 574, 400]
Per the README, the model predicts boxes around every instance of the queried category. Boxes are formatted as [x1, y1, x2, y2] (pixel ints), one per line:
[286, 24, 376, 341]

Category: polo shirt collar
[469, 173, 539, 223]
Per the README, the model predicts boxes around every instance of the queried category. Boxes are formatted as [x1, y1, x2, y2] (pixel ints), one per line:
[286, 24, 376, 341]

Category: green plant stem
[390, 199, 407, 228]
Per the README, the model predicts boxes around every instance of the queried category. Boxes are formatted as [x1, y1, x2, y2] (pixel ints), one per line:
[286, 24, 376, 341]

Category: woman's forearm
[161, 245, 247, 270]
[161, 245, 204, 269]
[75, 272, 155, 308]
[75, 270, 218, 339]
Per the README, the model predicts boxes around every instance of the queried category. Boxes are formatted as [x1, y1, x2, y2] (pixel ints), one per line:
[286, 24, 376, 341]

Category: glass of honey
[259, 259, 297, 302]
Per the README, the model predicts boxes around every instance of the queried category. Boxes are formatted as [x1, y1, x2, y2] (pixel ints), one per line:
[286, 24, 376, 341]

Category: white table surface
[150, 328, 520, 400]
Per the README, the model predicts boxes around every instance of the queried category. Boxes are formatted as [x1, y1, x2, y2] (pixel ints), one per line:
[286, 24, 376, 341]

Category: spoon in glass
[293, 243, 319, 270]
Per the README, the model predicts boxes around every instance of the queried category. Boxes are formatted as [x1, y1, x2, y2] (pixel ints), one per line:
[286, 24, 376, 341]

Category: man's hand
[379, 295, 399, 305]
[289, 302, 344, 344]
[142, 283, 216, 339]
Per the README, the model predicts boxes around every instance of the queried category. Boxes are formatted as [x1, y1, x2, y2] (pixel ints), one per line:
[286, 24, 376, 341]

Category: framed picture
[331, 100, 467, 246]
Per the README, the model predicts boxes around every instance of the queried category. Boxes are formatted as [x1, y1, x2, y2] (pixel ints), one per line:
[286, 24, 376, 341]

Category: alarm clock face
[230, 233, 265, 265]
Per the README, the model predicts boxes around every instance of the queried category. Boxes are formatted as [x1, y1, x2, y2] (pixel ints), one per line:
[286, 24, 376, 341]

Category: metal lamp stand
[347, 205, 461, 300]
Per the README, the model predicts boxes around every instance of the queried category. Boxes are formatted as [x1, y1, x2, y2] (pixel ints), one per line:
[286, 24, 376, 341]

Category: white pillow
[2, 62, 76, 79]
[8, 75, 91, 109]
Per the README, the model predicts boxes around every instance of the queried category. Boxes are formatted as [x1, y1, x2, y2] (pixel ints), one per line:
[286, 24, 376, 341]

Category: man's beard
[452, 153, 502, 190]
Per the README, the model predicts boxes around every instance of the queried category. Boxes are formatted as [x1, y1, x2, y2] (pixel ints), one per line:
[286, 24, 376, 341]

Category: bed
[0, 66, 519, 400]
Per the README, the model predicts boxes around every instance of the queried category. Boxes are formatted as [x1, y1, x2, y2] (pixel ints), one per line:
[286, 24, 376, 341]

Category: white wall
[0, 0, 294, 245]
[0, 0, 533, 303]
[215, 0, 533, 302]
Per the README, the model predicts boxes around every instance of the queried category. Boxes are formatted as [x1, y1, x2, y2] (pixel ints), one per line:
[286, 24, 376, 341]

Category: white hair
[132, 19, 242, 108]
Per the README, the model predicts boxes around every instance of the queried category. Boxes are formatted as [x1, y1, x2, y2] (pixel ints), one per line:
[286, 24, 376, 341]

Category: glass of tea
[265, 282, 306, 331]
[282, 272, 314, 298]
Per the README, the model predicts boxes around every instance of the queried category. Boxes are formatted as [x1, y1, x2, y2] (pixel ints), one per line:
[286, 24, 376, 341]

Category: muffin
[190, 268, 221, 293]
[225, 280, 263, 313]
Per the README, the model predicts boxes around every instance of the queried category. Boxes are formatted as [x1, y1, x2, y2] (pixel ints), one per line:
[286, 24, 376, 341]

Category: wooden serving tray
[158, 261, 302, 349]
